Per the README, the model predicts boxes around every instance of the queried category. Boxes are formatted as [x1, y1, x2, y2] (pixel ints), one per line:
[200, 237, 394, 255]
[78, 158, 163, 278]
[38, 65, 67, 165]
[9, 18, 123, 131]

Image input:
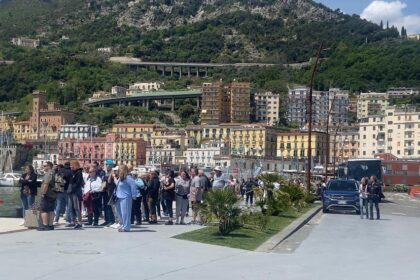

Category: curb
[0, 228, 31, 235]
[255, 205, 322, 252]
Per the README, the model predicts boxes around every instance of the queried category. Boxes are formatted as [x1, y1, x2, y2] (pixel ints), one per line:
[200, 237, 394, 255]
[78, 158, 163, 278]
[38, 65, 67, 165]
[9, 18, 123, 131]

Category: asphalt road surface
[0, 193, 419, 280]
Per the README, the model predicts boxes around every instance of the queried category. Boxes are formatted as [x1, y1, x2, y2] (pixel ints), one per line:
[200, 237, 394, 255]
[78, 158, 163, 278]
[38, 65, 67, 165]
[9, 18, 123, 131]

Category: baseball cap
[106, 159, 115, 166]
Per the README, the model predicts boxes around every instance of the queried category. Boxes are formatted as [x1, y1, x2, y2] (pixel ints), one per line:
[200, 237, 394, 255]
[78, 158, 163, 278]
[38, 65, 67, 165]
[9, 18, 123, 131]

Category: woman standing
[359, 177, 369, 219]
[19, 165, 37, 219]
[115, 165, 137, 232]
[163, 170, 176, 225]
[67, 160, 84, 229]
[175, 170, 190, 225]
[84, 166, 103, 226]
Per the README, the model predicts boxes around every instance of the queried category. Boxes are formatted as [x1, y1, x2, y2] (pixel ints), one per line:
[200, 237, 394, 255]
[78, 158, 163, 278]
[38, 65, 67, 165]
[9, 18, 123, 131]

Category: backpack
[54, 173, 66, 193]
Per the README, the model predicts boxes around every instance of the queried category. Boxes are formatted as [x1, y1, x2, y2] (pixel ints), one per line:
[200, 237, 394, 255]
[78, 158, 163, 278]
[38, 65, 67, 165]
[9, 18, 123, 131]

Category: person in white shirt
[359, 177, 369, 219]
[212, 166, 228, 190]
[189, 167, 203, 225]
[84, 166, 103, 226]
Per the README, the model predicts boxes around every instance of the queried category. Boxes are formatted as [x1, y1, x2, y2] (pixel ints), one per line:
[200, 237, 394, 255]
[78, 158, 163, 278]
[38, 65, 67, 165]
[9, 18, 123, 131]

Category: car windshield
[328, 181, 358, 192]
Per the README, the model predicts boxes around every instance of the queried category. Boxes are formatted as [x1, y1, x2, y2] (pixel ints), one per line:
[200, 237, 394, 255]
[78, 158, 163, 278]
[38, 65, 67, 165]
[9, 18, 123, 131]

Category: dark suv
[322, 179, 360, 214]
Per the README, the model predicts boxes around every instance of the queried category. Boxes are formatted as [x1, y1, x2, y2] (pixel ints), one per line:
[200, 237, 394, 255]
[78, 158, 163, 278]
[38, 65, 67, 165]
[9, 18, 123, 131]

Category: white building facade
[359, 106, 419, 159]
[186, 141, 229, 167]
[59, 124, 99, 140]
[255, 92, 280, 125]
[357, 92, 389, 119]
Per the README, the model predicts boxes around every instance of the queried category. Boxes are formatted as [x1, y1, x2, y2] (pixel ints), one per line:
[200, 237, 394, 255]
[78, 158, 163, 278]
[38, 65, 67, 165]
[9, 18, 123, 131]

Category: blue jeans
[103, 192, 115, 224]
[55, 192, 70, 222]
[21, 193, 35, 217]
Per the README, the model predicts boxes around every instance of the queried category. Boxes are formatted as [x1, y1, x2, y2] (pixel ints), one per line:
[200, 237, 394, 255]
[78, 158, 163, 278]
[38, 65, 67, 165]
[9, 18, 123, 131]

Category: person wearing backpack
[53, 164, 68, 225]
[37, 161, 56, 231]
[131, 174, 144, 225]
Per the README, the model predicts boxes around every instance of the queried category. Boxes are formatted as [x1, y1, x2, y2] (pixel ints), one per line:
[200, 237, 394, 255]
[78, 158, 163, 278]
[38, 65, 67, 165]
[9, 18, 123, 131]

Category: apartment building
[59, 124, 99, 140]
[359, 106, 419, 159]
[200, 81, 252, 125]
[276, 131, 328, 166]
[357, 92, 389, 119]
[287, 87, 349, 129]
[255, 92, 280, 125]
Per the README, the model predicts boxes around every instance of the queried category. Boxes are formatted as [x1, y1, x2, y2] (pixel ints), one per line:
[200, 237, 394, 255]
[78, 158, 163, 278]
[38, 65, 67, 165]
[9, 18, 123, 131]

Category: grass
[174, 204, 316, 251]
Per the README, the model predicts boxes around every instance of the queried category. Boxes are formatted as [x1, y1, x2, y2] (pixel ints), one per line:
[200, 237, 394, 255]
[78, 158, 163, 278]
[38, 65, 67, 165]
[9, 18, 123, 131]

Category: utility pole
[325, 91, 337, 180]
[306, 43, 324, 192]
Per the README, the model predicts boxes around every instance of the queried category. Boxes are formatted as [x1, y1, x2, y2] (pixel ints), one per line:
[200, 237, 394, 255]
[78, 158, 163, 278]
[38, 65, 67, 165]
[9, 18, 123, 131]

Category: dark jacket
[367, 182, 381, 201]
[162, 178, 175, 200]
[104, 173, 116, 197]
[67, 168, 84, 195]
[60, 166, 72, 192]
[147, 176, 160, 199]
[19, 173, 38, 196]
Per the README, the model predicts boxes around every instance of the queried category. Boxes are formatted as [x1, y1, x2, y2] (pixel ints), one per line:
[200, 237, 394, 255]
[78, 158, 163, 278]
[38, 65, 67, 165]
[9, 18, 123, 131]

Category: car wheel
[322, 208, 329, 213]
[356, 210, 361, 215]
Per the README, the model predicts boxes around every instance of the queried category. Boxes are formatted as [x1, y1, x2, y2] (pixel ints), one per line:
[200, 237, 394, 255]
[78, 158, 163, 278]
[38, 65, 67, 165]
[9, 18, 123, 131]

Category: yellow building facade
[111, 123, 161, 143]
[277, 131, 328, 164]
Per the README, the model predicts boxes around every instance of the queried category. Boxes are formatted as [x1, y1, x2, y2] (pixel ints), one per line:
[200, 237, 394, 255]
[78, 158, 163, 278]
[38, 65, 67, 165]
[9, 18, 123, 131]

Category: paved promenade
[0, 194, 419, 280]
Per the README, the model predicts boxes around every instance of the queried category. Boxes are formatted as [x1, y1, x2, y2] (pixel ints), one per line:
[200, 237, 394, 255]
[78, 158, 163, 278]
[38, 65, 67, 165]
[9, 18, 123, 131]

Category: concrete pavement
[0, 218, 26, 234]
[0, 194, 419, 280]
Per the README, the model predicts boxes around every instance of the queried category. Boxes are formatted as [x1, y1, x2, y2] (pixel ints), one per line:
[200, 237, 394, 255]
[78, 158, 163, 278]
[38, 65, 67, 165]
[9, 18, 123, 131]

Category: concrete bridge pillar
[205, 67, 208, 77]
[187, 66, 191, 78]
[196, 67, 199, 77]
[170, 66, 174, 77]
[145, 99, 150, 110]
[171, 98, 175, 111]
[196, 98, 200, 109]
[179, 66, 182, 79]
[161, 66, 165, 76]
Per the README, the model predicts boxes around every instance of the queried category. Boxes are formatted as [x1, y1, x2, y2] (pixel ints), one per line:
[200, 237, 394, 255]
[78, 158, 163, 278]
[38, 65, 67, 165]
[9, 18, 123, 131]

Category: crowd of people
[19, 160, 256, 232]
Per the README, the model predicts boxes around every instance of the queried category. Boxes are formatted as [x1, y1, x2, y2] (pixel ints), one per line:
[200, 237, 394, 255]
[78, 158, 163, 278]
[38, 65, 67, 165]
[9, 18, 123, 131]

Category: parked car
[322, 179, 360, 214]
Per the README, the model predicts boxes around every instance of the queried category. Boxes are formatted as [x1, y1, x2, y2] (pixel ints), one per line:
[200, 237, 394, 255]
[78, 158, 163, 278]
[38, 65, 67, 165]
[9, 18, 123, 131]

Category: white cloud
[361, 1, 420, 34]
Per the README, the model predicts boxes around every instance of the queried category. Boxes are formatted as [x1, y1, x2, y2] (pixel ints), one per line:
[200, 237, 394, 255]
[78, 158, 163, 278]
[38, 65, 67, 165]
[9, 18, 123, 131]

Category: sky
[315, 0, 420, 34]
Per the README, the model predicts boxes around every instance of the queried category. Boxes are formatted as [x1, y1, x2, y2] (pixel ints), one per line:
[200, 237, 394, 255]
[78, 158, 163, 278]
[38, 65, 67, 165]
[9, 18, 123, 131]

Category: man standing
[212, 166, 228, 190]
[198, 169, 211, 198]
[367, 175, 381, 220]
[38, 161, 56, 231]
[189, 167, 203, 225]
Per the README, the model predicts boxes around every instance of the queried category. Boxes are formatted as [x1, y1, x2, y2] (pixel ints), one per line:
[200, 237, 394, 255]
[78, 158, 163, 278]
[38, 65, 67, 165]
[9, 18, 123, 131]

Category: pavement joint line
[142, 251, 246, 280]
[0, 228, 32, 235]
[255, 205, 322, 253]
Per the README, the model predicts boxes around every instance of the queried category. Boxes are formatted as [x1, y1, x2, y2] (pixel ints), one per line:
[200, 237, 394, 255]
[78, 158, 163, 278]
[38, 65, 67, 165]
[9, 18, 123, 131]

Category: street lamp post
[325, 91, 337, 179]
[306, 43, 324, 192]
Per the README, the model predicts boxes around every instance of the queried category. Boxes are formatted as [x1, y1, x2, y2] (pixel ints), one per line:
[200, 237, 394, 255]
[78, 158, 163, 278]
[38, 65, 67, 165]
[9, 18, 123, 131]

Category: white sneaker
[110, 223, 120, 229]
[53, 221, 59, 226]
[19, 221, 25, 226]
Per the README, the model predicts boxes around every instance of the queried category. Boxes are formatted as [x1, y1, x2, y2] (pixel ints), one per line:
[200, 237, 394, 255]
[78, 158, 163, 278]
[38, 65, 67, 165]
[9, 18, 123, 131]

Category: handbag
[107, 192, 117, 206]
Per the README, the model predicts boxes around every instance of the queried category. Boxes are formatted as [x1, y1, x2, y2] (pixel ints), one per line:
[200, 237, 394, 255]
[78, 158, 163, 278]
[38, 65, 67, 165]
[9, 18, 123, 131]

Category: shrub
[240, 212, 269, 231]
[280, 183, 306, 210]
[384, 184, 410, 193]
[200, 188, 242, 235]
[304, 191, 317, 204]
[267, 190, 291, 216]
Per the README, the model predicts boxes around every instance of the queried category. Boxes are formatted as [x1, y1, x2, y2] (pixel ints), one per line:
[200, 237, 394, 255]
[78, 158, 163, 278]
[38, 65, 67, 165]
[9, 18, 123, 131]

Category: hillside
[0, 0, 392, 63]
[0, 0, 418, 122]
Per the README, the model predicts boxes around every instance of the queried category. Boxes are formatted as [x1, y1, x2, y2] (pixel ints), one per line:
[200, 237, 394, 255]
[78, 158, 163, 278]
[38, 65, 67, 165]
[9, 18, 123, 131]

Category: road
[0, 193, 419, 280]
